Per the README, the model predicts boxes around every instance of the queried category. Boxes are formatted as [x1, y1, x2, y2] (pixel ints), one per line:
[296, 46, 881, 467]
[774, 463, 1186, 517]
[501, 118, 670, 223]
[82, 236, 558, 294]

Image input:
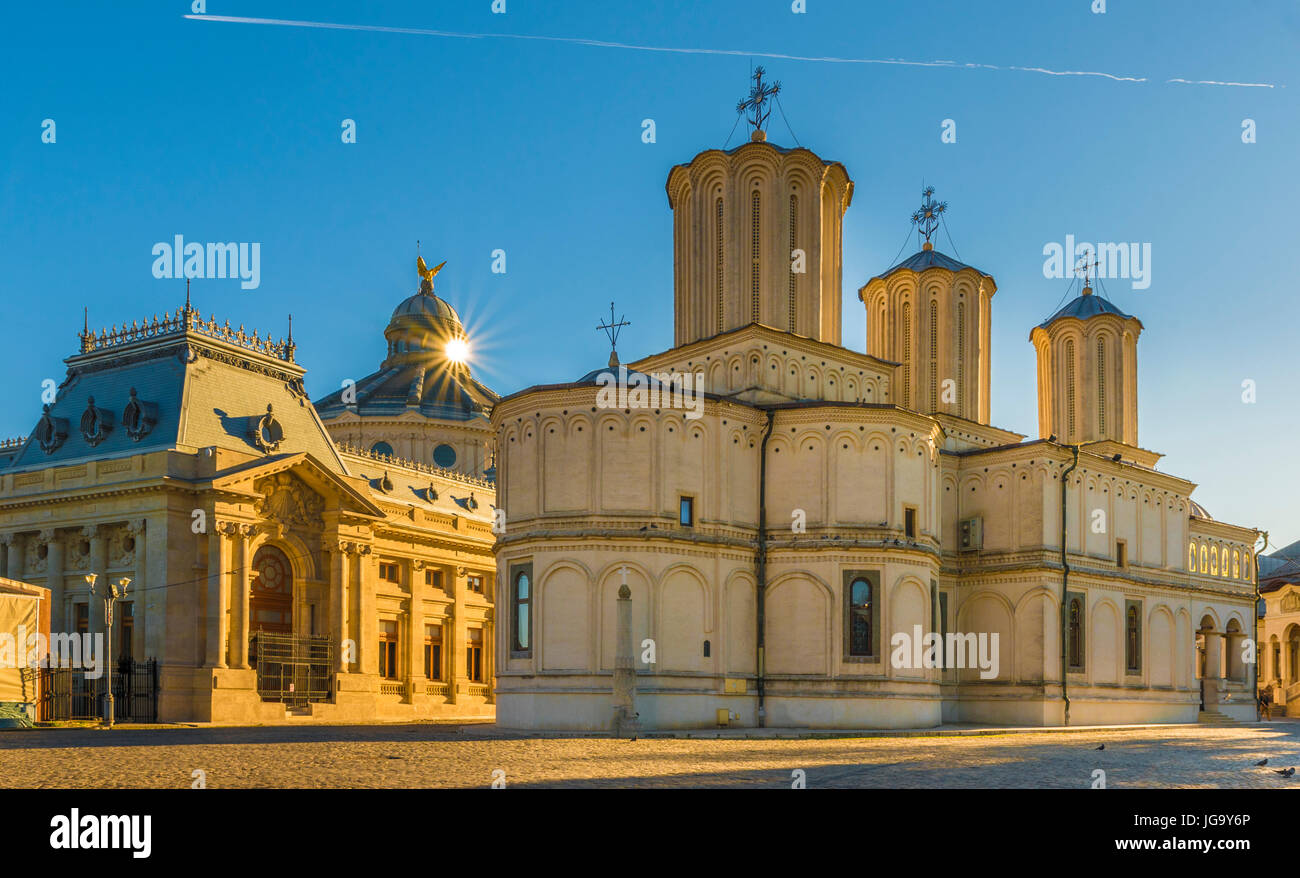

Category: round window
[370, 441, 394, 458]
[433, 444, 457, 468]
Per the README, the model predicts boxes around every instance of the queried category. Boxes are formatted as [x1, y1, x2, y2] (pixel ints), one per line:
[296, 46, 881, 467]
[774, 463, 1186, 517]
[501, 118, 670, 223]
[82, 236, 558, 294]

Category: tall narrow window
[751, 190, 761, 323]
[1125, 604, 1141, 672]
[904, 506, 917, 539]
[1065, 339, 1076, 439]
[117, 602, 134, 661]
[956, 302, 966, 418]
[715, 196, 725, 332]
[788, 194, 798, 332]
[424, 624, 443, 680]
[512, 567, 531, 654]
[848, 578, 874, 657]
[901, 302, 912, 409]
[1068, 598, 1083, 670]
[679, 496, 695, 527]
[928, 300, 938, 410]
[75, 602, 88, 636]
[379, 620, 399, 679]
[467, 628, 484, 682]
[1097, 338, 1106, 435]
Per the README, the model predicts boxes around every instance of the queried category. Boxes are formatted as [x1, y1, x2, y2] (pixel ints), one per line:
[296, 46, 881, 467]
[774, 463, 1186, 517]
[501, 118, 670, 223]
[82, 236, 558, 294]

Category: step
[1197, 710, 1238, 724]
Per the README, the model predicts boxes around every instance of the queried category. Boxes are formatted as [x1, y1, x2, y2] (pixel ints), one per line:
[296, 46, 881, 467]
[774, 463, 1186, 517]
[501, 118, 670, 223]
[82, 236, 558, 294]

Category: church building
[492, 73, 1260, 730]
[0, 266, 499, 723]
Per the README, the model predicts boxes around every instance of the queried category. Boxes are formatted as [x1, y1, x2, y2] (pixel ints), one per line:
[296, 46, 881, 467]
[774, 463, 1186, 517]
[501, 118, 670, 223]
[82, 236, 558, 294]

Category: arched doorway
[250, 544, 293, 636]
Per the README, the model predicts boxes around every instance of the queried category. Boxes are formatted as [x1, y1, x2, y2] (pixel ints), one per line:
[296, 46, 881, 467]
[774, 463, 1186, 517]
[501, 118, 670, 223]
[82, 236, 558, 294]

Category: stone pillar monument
[612, 567, 639, 736]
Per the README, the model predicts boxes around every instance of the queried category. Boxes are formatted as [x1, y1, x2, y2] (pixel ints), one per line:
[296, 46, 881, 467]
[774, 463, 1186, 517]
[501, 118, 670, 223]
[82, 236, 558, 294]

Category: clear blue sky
[1, 1, 1296, 547]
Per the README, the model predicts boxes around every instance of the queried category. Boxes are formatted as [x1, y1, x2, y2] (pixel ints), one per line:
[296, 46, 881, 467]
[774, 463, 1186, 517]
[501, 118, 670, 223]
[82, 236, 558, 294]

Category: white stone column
[126, 520, 146, 658]
[3, 533, 24, 581]
[84, 527, 106, 658]
[232, 525, 252, 669]
[357, 546, 376, 676]
[44, 531, 65, 640]
[205, 527, 228, 668]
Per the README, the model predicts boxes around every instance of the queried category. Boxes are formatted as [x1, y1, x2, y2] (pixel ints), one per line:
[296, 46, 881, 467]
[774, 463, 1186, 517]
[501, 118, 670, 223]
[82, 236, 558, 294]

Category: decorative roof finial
[597, 301, 631, 368]
[1074, 248, 1101, 295]
[911, 186, 947, 251]
[737, 66, 781, 142]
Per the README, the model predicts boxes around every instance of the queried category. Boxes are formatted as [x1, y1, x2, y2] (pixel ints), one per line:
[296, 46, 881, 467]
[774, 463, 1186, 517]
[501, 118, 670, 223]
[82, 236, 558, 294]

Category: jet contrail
[184, 14, 1277, 89]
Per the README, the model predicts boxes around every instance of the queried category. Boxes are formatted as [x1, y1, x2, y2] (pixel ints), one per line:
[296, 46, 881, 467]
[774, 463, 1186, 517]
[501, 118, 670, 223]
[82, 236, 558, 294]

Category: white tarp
[0, 593, 38, 703]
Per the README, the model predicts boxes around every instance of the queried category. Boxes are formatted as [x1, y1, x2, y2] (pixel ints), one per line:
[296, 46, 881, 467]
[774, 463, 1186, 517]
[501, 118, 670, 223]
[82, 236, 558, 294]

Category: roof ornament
[596, 301, 631, 368]
[1074, 248, 1101, 296]
[910, 186, 947, 252]
[737, 66, 781, 142]
[416, 241, 446, 295]
[251, 403, 284, 453]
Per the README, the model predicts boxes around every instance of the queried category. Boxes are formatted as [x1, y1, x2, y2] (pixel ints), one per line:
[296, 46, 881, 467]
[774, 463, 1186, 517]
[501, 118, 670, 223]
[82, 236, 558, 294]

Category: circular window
[433, 444, 457, 468]
[370, 441, 394, 458]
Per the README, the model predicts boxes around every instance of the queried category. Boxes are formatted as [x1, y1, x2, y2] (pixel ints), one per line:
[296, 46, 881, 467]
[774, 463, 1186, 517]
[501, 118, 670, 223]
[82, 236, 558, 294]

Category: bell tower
[665, 69, 853, 347]
[1030, 257, 1143, 446]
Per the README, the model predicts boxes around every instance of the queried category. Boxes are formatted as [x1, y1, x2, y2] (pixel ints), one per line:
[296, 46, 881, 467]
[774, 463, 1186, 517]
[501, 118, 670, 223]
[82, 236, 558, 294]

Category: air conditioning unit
[959, 516, 983, 551]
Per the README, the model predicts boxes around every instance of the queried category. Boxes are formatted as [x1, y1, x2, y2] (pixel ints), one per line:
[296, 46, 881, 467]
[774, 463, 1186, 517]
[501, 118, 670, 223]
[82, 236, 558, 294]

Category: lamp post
[85, 573, 132, 728]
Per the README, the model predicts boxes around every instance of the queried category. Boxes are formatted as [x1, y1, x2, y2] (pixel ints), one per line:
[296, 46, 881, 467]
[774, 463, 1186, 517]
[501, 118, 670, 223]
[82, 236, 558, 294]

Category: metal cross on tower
[737, 66, 782, 135]
[597, 302, 631, 368]
[911, 186, 948, 248]
[1074, 248, 1101, 292]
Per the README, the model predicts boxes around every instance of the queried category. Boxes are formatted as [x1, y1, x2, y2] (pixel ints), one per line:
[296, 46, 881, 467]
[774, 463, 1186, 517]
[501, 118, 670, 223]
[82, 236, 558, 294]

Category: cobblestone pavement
[1, 722, 1299, 789]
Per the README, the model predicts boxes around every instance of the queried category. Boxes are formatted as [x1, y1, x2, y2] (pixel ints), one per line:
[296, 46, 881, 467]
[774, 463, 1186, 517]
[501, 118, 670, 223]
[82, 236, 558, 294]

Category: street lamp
[85, 573, 132, 728]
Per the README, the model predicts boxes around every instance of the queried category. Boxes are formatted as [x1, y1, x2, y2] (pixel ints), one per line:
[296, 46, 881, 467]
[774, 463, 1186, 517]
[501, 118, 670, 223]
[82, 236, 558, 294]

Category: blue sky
[1, 0, 1296, 546]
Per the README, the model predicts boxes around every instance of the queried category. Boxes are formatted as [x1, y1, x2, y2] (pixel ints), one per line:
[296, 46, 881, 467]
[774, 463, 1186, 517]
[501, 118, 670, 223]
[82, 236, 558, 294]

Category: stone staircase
[1197, 708, 1239, 725]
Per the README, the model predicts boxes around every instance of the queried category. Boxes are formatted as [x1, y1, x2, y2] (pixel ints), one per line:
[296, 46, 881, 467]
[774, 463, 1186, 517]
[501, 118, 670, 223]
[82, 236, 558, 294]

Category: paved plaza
[1, 721, 1299, 789]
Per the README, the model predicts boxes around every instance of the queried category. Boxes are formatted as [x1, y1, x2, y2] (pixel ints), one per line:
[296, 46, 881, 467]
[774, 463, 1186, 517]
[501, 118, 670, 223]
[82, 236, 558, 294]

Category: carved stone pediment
[254, 472, 324, 530]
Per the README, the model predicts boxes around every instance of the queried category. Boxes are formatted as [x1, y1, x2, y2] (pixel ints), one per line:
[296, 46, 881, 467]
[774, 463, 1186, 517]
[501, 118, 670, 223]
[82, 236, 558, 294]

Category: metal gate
[37, 659, 158, 723]
[251, 633, 333, 706]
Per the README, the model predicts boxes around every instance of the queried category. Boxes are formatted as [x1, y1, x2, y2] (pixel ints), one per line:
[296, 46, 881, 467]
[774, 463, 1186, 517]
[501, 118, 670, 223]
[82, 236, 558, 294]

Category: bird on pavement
[1094, 744, 1105, 751]
[1273, 767, 1294, 777]
[1255, 758, 1268, 766]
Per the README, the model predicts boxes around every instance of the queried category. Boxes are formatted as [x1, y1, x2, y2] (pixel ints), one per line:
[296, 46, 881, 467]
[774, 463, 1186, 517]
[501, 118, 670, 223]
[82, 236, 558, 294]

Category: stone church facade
[493, 120, 1259, 730]
[0, 269, 499, 723]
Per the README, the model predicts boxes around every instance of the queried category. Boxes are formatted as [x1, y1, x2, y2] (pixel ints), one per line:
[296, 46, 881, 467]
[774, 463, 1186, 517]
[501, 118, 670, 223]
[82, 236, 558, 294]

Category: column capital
[125, 518, 147, 536]
[79, 524, 102, 541]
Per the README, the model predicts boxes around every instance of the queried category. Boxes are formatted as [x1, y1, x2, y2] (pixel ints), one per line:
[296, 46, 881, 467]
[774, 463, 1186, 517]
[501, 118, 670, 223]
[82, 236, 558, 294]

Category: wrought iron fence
[251, 632, 333, 706]
[37, 659, 158, 723]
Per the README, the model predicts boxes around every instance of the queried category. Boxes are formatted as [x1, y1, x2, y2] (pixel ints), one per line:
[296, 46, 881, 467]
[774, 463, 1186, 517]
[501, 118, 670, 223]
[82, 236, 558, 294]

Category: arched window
[848, 577, 874, 657]
[956, 301, 966, 418]
[1065, 339, 1076, 439]
[929, 300, 938, 410]
[751, 190, 761, 323]
[1232, 549, 1240, 579]
[788, 193, 798, 332]
[1125, 605, 1140, 672]
[1199, 544, 1208, 574]
[1068, 598, 1083, 669]
[1097, 337, 1106, 435]
[1188, 541, 1197, 571]
[901, 302, 912, 409]
[512, 569, 531, 653]
[1209, 546, 1219, 576]
[370, 441, 394, 458]
[715, 196, 725, 333]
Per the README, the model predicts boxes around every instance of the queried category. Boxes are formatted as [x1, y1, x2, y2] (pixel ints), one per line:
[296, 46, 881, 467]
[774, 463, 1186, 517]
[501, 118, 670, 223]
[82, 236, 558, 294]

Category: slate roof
[1037, 291, 1137, 329]
[868, 248, 991, 284]
[1, 310, 346, 474]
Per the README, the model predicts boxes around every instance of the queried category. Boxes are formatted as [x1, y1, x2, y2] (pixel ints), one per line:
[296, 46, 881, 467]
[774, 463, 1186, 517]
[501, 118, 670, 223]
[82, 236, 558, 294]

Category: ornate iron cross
[911, 186, 948, 245]
[597, 302, 631, 367]
[1074, 249, 1101, 288]
[736, 66, 782, 133]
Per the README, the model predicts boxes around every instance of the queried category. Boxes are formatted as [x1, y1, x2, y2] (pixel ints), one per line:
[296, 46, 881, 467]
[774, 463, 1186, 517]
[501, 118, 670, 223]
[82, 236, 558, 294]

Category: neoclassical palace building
[492, 81, 1260, 730]
[0, 269, 499, 723]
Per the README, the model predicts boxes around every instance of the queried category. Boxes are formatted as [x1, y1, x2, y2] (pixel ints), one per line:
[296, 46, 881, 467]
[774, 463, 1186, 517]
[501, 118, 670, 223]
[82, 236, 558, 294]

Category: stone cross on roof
[596, 302, 631, 369]
[736, 66, 781, 139]
[911, 186, 947, 250]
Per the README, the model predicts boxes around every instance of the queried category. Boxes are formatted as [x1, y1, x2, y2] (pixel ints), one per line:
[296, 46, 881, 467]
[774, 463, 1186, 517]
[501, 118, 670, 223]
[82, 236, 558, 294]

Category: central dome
[389, 290, 464, 334]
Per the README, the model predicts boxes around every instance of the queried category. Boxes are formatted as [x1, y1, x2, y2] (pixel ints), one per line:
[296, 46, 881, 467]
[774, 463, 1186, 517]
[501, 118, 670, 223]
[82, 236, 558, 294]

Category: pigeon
[1273, 767, 1294, 777]
[1255, 758, 1268, 766]
[1094, 744, 1105, 751]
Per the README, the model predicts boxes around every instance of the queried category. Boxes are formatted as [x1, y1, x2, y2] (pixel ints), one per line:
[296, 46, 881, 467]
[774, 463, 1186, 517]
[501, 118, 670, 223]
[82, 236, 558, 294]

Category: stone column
[326, 540, 349, 674]
[613, 580, 639, 735]
[44, 531, 65, 640]
[126, 520, 146, 658]
[232, 525, 252, 669]
[205, 527, 228, 668]
[357, 545, 376, 676]
[447, 568, 463, 704]
[2, 533, 24, 581]
[407, 561, 426, 702]
[84, 527, 106, 660]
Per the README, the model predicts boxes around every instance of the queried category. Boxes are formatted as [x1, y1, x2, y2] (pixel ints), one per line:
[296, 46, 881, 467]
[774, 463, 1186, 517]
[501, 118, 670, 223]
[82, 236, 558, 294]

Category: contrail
[184, 14, 1277, 89]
